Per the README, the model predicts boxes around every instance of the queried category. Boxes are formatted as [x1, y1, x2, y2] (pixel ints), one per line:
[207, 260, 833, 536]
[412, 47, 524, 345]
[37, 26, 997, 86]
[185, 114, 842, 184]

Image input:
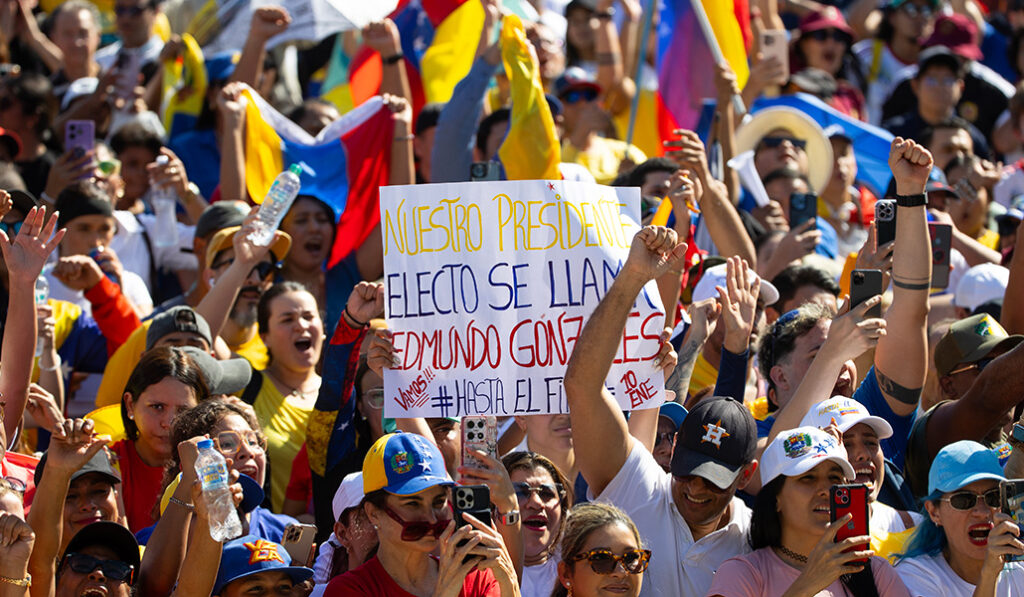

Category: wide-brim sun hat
[735, 106, 834, 193]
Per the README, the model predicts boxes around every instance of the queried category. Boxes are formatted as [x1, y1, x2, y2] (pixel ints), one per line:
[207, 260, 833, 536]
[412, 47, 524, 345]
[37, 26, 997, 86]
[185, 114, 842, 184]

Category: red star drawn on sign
[547, 182, 555, 191]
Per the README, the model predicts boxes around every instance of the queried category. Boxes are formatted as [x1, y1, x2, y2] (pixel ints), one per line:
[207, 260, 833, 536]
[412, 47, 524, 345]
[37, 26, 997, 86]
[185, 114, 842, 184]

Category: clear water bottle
[247, 163, 303, 247]
[194, 438, 242, 541]
[150, 155, 179, 249]
[34, 276, 48, 357]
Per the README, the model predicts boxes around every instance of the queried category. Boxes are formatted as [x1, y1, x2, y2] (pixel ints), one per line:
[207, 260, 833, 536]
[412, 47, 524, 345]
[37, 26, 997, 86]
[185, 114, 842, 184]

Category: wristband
[168, 496, 195, 512]
[895, 192, 926, 207]
[382, 52, 404, 65]
[344, 305, 368, 328]
[595, 9, 614, 19]
[0, 573, 30, 587]
[39, 354, 61, 372]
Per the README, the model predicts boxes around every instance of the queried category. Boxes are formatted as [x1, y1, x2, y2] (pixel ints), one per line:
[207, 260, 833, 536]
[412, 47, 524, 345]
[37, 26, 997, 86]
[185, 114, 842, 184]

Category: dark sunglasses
[211, 258, 278, 280]
[62, 553, 135, 583]
[114, 3, 152, 16]
[571, 548, 651, 575]
[759, 136, 807, 151]
[941, 488, 1000, 511]
[381, 504, 451, 541]
[564, 88, 598, 104]
[947, 357, 995, 377]
[655, 431, 675, 447]
[513, 482, 563, 503]
[806, 29, 851, 44]
[0, 220, 21, 237]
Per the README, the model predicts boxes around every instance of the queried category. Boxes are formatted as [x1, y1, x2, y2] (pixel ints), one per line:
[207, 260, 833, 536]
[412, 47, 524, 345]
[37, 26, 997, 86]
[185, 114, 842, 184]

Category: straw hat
[735, 106, 834, 193]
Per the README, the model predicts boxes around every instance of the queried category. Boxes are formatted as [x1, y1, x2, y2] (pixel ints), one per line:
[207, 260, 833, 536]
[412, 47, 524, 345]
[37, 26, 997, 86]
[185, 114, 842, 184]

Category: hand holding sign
[621, 226, 688, 286]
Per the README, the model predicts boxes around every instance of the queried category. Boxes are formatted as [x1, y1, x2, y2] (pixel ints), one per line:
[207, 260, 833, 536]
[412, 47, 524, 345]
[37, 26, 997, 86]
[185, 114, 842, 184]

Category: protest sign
[381, 180, 667, 418]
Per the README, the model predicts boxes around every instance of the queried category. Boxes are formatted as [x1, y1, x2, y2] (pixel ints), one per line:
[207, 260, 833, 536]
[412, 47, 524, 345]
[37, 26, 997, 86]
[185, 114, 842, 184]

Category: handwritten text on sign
[381, 180, 666, 418]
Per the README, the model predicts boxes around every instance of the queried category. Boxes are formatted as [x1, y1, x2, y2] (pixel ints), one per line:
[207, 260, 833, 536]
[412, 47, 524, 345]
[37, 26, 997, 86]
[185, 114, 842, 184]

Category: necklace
[776, 545, 808, 564]
[266, 369, 319, 400]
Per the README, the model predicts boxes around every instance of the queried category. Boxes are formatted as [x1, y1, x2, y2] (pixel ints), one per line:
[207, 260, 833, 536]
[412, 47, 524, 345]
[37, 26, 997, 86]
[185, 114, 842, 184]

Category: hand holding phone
[1000, 479, 1024, 562]
[759, 30, 790, 85]
[830, 484, 870, 563]
[460, 416, 497, 480]
[453, 484, 492, 564]
[850, 269, 883, 319]
[875, 200, 897, 246]
[281, 523, 317, 566]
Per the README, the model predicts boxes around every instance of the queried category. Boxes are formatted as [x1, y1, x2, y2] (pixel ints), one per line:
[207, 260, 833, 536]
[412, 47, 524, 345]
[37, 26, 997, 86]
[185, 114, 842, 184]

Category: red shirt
[1, 452, 38, 512]
[110, 439, 164, 532]
[324, 555, 500, 597]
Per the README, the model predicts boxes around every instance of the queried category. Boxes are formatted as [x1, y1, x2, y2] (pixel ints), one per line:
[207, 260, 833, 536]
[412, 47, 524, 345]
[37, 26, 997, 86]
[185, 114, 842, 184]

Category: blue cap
[197, 438, 214, 450]
[928, 440, 1006, 495]
[659, 402, 688, 429]
[205, 51, 240, 83]
[363, 432, 454, 495]
[213, 536, 313, 594]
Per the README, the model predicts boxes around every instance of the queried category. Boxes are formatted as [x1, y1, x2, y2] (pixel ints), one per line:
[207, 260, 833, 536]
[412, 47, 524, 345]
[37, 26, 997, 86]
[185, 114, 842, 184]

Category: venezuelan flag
[420, 0, 484, 103]
[160, 33, 208, 139]
[240, 87, 392, 267]
[656, 0, 750, 135]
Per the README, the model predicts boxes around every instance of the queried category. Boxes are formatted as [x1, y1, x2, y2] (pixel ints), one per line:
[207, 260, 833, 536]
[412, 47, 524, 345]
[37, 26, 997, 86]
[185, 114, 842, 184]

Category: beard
[229, 285, 261, 328]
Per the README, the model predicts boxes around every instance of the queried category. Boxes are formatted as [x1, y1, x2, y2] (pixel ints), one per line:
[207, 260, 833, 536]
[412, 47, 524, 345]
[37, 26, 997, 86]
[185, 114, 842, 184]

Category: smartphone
[850, 269, 883, 319]
[759, 30, 790, 83]
[928, 223, 953, 289]
[470, 161, 500, 182]
[453, 484, 492, 564]
[461, 415, 497, 480]
[830, 484, 870, 563]
[115, 52, 141, 100]
[788, 192, 817, 229]
[64, 120, 95, 158]
[281, 523, 317, 566]
[1001, 479, 1024, 562]
[875, 199, 897, 246]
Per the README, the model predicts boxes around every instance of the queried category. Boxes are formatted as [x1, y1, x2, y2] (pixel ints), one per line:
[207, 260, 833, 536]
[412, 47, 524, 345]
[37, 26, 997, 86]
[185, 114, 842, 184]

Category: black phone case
[875, 200, 897, 246]
[789, 193, 817, 229]
[850, 269, 883, 319]
[928, 223, 952, 289]
[453, 484, 492, 528]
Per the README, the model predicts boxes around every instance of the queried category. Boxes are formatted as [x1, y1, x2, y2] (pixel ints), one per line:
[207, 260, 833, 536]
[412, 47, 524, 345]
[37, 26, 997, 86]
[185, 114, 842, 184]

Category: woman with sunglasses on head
[708, 426, 910, 597]
[552, 502, 648, 597]
[895, 440, 1024, 596]
[502, 451, 573, 597]
[325, 432, 521, 597]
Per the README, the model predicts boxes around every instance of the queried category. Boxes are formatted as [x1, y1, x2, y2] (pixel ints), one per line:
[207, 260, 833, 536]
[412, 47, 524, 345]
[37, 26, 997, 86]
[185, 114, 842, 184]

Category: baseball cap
[62, 521, 140, 574]
[179, 346, 252, 396]
[205, 225, 292, 269]
[670, 396, 757, 490]
[195, 201, 250, 240]
[954, 263, 1009, 312]
[34, 447, 121, 486]
[212, 536, 313, 595]
[798, 7, 853, 37]
[934, 313, 1024, 376]
[0, 126, 21, 159]
[145, 306, 213, 351]
[659, 402, 688, 429]
[691, 263, 780, 306]
[554, 66, 602, 99]
[7, 189, 37, 215]
[206, 51, 241, 83]
[916, 45, 964, 76]
[363, 432, 454, 495]
[799, 396, 893, 439]
[760, 425, 856, 486]
[332, 471, 365, 521]
[928, 440, 1005, 495]
[922, 14, 982, 61]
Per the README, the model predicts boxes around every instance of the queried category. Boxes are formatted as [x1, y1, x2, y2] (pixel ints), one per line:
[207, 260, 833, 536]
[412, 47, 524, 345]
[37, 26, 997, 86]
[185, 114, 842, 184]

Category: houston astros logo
[701, 419, 730, 448]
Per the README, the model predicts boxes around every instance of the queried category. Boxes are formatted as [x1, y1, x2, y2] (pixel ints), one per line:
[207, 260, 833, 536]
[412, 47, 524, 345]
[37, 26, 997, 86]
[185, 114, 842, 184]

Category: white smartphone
[759, 29, 789, 84]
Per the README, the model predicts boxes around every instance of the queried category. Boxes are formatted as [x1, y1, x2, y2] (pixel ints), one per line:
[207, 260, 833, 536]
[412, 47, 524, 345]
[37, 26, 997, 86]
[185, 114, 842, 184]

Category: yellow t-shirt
[252, 374, 316, 512]
[688, 352, 718, 396]
[233, 333, 269, 372]
[560, 137, 646, 185]
[977, 228, 1000, 251]
[96, 322, 152, 408]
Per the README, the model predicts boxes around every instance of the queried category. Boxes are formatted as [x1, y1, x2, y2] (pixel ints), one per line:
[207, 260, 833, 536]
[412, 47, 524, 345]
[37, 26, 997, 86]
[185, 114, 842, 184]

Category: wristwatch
[497, 509, 521, 526]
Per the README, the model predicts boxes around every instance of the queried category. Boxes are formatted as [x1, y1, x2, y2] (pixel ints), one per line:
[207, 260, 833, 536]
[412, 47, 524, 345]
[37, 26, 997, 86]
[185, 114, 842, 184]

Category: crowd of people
[4, 0, 1024, 595]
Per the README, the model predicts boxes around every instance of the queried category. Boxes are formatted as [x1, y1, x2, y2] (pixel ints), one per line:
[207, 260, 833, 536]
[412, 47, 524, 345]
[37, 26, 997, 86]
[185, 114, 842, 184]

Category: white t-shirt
[45, 265, 153, 318]
[852, 40, 913, 125]
[872, 501, 922, 534]
[521, 555, 559, 597]
[95, 35, 165, 71]
[595, 440, 752, 597]
[896, 552, 1024, 596]
[111, 210, 197, 290]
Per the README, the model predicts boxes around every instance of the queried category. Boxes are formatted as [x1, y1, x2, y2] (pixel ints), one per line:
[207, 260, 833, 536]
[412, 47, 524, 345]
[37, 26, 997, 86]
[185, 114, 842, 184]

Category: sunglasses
[805, 29, 850, 44]
[941, 488, 1000, 511]
[947, 357, 995, 377]
[114, 3, 152, 16]
[381, 504, 451, 541]
[211, 258, 279, 280]
[513, 482, 563, 503]
[571, 548, 651, 575]
[0, 476, 25, 494]
[215, 430, 262, 456]
[899, 4, 933, 18]
[0, 220, 21, 237]
[655, 431, 675, 447]
[563, 88, 598, 104]
[759, 136, 808, 151]
[62, 553, 135, 583]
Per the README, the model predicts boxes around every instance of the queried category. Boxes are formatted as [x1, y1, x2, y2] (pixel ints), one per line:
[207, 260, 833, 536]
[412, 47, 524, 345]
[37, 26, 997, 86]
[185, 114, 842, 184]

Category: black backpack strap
[241, 370, 263, 405]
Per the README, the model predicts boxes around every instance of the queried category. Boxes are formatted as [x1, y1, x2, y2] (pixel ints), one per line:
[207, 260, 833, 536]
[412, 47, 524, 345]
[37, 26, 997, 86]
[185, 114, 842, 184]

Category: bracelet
[168, 496, 194, 512]
[0, 573, 30, 587]
[382, 52, 404, 65]
[595, 9, 614, 19]
[38, 354, 61, 372]
[394, 134, 415, 142]
[344, 305, 368, 328]
[894, 192, 926, 207]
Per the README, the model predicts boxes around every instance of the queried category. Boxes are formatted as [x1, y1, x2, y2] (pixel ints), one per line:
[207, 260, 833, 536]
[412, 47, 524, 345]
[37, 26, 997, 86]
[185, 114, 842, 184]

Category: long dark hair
[751, 476, 879, 597]
[121, 347, 209, 441]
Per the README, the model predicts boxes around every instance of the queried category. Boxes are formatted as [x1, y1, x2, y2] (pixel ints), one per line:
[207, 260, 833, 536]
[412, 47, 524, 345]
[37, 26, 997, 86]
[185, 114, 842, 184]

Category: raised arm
[592, 0, 635, 116]
[364, 19, 412, 116]
[1003, 219, 1024, 335]
[655, 170, 694, 320]
[0, 513, 33, 597]
[14, 0, 61, 73]
[230, 7, 290, 88]
[667, 299, 720, 407]
[217, 83, 248, 202]
[563, 226, 688, 495]
[712, 256, 761, 402]
[872, 137, 933, 417]
[0, 206, 63, 445]
[168, 480, 242, 597]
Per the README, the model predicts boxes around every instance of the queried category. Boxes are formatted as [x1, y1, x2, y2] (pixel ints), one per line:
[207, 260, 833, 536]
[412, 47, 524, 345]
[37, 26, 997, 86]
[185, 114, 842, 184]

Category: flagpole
[625, 0, 656, 148]
[688, 0, 746, 117]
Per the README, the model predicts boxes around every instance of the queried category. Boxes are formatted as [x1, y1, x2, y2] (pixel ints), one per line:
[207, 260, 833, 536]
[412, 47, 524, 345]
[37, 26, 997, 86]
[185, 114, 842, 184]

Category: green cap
[288, 163, 302, 176]
[934, 314, 1024, 377]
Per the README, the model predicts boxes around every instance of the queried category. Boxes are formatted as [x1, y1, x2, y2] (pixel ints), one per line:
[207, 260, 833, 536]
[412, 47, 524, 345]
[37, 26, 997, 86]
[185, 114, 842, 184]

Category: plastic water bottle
[247, 163, 303, 247]
[194, 439, 242, 541]
[34, 276, 48, 357]
[150, 155, 179, 249]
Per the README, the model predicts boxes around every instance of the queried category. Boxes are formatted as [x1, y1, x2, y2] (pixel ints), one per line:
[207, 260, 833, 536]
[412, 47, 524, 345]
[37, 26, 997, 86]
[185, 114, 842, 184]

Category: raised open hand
[44, 418, 111, 478]
[0, 206, 63, 285]
[716, 256, 760, 354]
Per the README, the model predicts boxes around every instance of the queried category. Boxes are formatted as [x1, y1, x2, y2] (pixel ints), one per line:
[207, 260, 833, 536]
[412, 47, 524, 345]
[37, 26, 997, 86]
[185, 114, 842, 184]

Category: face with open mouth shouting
[511, 465, 565, 561]
[776, 461, 849, 538]
[280, 197, 334, 271]
[926, 479, 1001, 563]
[56, 544, 133, 597]
[842, 423, 884, 502]
[210, 413, 266, 486]
[262, 289, 324, 372]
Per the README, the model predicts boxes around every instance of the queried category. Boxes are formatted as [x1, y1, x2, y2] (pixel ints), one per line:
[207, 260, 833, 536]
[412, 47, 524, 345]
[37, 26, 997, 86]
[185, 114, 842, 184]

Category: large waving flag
[656, 0, 750, 135]
[420, 0, 485, 103]
[498, 15, 560, 180]
[240, 87, 392, 267]
[160, 34, 208, 139]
